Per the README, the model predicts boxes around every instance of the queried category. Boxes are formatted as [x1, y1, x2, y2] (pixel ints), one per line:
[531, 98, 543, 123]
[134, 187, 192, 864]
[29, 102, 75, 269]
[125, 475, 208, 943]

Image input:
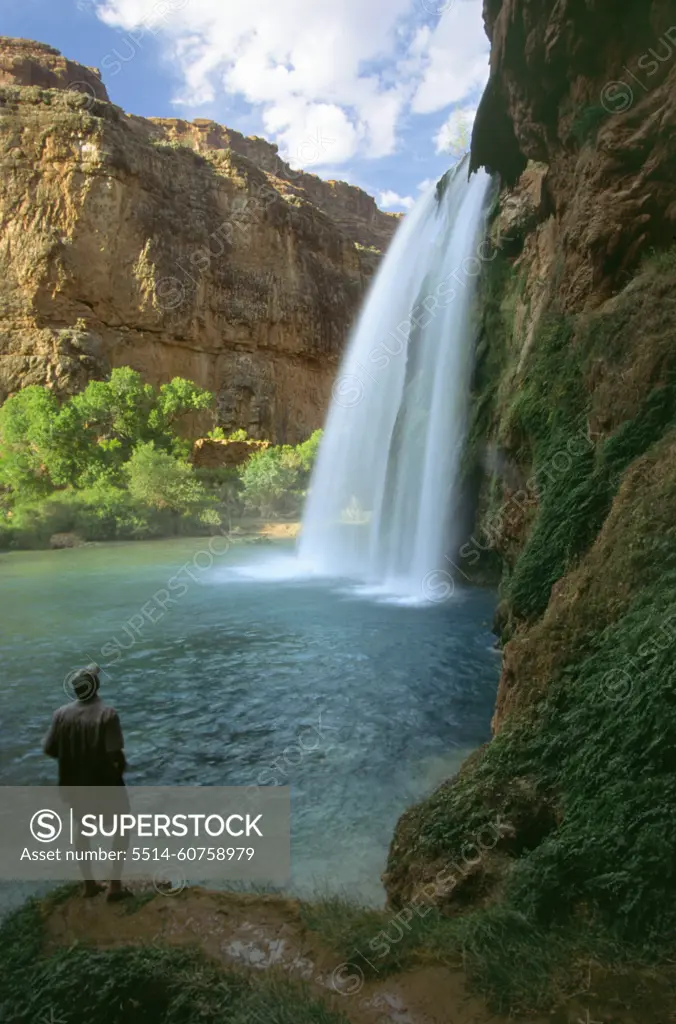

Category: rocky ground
[30, 885, 676, 1024]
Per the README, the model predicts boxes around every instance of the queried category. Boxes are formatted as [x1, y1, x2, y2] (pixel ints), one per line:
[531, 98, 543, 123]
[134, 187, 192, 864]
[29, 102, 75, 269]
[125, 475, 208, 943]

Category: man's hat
[67, 663, 101, 701]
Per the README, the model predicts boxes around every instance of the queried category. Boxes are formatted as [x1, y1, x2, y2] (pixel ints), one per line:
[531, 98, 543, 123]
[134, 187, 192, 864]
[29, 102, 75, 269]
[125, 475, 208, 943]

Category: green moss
[483, 258, 676, 622]
[507, 369, 676, 620]
[505, 597, 676, 938]
[503, 314, 583, 460]
[468, 251, 515, 445]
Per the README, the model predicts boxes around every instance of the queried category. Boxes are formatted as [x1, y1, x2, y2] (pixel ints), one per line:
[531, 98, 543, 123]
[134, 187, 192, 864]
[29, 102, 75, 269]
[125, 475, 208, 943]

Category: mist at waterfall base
[237, 164, 493, 603]
[301, 167, 492, 599]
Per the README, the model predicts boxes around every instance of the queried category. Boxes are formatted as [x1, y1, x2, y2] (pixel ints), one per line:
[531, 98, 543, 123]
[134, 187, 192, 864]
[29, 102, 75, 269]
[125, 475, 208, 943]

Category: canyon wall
[0, 38, 398, 443]
[386, 0, 676, 956]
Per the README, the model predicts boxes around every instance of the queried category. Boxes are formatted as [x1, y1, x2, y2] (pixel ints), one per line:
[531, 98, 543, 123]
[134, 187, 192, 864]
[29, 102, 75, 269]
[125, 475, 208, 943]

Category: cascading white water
[299, 162, 494, 600]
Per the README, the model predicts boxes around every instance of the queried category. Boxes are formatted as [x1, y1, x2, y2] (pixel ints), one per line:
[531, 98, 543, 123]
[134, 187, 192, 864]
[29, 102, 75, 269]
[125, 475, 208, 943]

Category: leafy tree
[124, 442, 209, 514]
[45, 400, 103, 487]
[70, 369, 212, 470]
[239, 447, 300, 517]
[150, 376, 214, 439]
[238, 431, 322, 516]
[0, 369, 214, 494]
[0, 386, 60, 496]
[295, 429, 323, 473]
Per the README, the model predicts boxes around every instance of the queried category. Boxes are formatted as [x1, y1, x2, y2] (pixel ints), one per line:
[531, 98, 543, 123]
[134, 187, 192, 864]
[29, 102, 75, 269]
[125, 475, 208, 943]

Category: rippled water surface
[0, 538, 499, 904]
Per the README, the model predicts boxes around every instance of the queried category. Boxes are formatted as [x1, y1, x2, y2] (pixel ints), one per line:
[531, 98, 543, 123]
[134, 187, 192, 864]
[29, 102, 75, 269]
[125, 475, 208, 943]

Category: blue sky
[1, 0, 489, 209]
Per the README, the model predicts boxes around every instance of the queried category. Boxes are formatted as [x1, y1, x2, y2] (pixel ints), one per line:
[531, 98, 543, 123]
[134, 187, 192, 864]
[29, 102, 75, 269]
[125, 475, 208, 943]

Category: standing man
[44, 664, 130, 901]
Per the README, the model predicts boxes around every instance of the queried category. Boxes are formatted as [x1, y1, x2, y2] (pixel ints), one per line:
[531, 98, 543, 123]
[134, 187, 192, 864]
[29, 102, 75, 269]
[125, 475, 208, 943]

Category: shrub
[294, 429, 323, 473]
[238, 430, 322, 517]
[1, 485, 153, 545]
[207, 426, 227, 440]
[124, 442, 209, 514]
[239, 446, 302, 517]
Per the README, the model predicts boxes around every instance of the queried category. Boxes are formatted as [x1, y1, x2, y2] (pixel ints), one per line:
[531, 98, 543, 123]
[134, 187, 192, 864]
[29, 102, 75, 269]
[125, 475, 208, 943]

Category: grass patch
[42, 882, 82, 907]
[300, 895, 647, 1013]
[301, 894, 444, 976]
[0, 898, 348, 1024]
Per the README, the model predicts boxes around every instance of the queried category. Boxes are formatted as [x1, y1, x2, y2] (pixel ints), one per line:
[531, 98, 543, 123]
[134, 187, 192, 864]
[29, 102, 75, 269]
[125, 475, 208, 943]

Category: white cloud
[264, 100, 363, 166]
[379, 189, 415, 210]
[434, 104, 477, 156]
[411, 0, 488, 114]
[92, 0, 489, 171]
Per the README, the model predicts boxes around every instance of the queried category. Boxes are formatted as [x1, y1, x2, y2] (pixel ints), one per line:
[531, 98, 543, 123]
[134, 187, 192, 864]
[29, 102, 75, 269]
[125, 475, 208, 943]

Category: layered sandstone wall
[0, 38, 398, 443]
[146, 117, 400, 253]
[0, 37, 109, 100]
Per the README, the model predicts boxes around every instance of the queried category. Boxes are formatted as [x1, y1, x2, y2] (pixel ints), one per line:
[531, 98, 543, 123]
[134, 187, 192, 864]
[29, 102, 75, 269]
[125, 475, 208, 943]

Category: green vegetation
[239, 430, 322, 518]
[464, 243, 676, 619]
[383, 244, 676, 1011]
[0, 898, 348, 1024]
[206, 427, 249, 441]
[503, 313, 583, 461]
[0, 367, 211, 493]
[499, 251, 676, 620]
[0, 368, 218, 547]
[0, 368, 322, 548]
[468, 252, 517, 446]
[391, 519, 676, 1010]
[301, 894, 637, 1012]
[508, 366, 676, 620]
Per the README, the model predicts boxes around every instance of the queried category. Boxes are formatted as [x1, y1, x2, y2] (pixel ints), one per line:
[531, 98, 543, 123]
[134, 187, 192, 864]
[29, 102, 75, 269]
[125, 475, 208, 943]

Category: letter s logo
[30, 809, 63, 843]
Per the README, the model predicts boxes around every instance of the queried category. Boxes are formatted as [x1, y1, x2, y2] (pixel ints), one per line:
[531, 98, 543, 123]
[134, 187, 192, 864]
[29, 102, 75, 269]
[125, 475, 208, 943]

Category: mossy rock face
[460, 242, 676, 618]
[387, 241, 676, 998]
[387, 430, 676, 990]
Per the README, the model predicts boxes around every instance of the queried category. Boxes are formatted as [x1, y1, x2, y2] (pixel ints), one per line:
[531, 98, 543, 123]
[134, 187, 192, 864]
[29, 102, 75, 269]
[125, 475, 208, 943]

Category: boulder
[49, 532, 83, 549]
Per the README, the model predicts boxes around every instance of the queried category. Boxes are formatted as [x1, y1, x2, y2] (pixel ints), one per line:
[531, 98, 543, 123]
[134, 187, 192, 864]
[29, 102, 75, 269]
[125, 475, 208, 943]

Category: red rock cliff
[0, 38, 399, 442]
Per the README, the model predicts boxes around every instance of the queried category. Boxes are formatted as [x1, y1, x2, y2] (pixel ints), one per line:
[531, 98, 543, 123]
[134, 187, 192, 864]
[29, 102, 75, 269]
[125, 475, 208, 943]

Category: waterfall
[299, 163, 494, 600]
